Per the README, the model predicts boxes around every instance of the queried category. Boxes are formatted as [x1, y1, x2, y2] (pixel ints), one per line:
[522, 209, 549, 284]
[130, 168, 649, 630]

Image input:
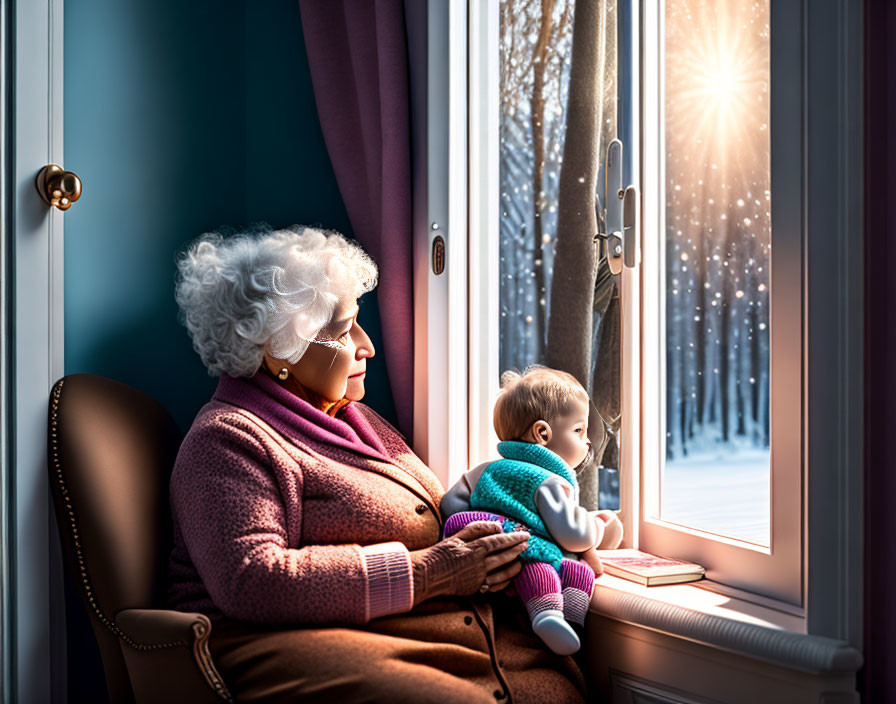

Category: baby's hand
[591, 510, 623, 550]
[580, 511, 623, 577]
[580, 546, 604, 576]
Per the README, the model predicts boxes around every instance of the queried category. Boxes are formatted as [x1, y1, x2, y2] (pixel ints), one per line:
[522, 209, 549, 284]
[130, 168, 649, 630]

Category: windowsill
[590, 574, 863, 674]
[593, 573, 806, 632]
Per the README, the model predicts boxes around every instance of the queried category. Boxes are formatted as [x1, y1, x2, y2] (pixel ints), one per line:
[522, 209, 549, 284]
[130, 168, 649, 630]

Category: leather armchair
[47, 374, 232, 703]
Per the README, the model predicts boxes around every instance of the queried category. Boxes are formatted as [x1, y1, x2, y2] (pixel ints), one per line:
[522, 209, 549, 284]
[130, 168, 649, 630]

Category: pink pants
[444, 511, 595, 626]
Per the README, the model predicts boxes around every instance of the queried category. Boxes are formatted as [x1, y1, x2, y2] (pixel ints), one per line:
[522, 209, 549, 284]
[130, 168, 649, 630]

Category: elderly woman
[167, 227, 588, 703]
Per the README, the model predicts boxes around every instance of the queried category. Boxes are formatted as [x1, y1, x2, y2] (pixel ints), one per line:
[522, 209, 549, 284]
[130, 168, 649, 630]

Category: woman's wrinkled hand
[409, 521, 529, 605]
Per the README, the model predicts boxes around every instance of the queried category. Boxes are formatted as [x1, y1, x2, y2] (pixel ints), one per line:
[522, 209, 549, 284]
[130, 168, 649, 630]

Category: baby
[441, 366, 614, 656]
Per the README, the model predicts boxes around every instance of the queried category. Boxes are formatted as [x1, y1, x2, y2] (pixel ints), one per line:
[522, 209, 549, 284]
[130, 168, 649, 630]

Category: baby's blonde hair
[493, 365, 590, 441]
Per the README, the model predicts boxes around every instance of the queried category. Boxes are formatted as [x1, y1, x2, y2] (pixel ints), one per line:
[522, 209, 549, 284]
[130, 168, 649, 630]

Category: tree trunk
[592, 280, 620, 459]
[695, 210, 708, 426]
[748, 234, 760, 442]
[546, 0, 605, 383]
[590, 253, 617, 468]
[680, 310, 689, 455]
[666, 339, 676, 460]
[720, 216, 734, 443]
[530, 0, 555, 355]
[736, 300, 746, 436]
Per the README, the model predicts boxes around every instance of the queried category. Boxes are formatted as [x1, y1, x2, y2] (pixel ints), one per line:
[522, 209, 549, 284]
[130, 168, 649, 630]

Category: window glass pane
[498, 0, 620, 510]
[660, 0, 771, 544]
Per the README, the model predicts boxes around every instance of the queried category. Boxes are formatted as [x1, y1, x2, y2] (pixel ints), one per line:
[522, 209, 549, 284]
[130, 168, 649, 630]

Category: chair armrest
[115, 609, 232, 703]
[116, 608, 210, 647]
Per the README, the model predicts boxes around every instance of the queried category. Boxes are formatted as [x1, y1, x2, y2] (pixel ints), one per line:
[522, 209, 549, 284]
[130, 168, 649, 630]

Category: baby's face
[546, 399, 591, 468]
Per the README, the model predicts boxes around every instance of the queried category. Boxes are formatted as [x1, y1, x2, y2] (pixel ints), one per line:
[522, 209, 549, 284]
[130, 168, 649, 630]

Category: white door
[6, 0, 67, 701]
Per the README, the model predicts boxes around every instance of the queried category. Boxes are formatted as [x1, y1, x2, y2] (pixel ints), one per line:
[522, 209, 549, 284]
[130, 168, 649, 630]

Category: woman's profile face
[269, 298, 375, 403]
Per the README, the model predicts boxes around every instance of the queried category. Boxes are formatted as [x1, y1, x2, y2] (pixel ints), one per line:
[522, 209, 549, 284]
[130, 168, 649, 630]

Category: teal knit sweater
[470, 441, 578, 572]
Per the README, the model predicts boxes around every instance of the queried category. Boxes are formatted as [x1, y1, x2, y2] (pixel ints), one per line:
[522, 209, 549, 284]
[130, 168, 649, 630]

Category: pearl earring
[277, 367, 289, 381]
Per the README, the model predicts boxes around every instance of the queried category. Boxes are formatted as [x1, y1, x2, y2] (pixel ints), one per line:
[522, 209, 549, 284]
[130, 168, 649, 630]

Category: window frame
[637, 0, 803, 607]
[467, 0, 500, 471]
[411, 0, 470, 489]
[421, 0, 862, 644]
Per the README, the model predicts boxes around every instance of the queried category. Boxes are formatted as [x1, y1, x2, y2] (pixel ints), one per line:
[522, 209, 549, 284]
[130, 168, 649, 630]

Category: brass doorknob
[36, 164, 82, 211]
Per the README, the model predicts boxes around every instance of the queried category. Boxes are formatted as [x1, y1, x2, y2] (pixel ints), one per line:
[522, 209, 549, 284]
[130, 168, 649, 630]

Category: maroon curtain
[299, 0, 413, 437]
[863, 0, 896, 699]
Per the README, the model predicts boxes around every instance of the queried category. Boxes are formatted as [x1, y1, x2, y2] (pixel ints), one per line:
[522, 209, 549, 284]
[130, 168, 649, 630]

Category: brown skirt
[208, 594, 587, 703]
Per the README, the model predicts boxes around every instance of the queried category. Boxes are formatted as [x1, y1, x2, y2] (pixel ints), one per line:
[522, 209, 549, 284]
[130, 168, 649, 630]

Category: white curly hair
[175, 226, 378, 377]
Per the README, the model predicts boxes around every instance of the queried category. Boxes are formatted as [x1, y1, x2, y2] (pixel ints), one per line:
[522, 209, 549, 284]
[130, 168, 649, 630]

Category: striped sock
[561, 588, 591, 626]
[515, 562, 563, 618]
[560, 559, 595, 626]
[525, 594, 565, 620]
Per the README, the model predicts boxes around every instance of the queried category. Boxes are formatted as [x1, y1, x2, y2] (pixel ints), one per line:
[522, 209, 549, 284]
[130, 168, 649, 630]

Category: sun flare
[665, 0, 770, 171]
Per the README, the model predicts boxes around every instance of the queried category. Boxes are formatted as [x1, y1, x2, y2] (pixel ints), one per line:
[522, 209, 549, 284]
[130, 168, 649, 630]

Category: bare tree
[695, 204, 708, 425]
[719, 209, 735, 443]
[529, 0, 556, 352]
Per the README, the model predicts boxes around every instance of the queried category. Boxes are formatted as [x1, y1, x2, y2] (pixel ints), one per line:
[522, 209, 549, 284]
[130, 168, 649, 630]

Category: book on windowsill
[597, 549, 705, 586]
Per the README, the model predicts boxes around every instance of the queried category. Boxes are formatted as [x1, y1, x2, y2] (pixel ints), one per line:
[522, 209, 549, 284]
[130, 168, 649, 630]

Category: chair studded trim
[191, 621, 233, 702]
[49, 378, 234, 703]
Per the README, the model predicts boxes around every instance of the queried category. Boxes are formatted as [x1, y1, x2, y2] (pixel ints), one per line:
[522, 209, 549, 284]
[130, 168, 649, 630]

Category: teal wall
[63, 2, 396, 700]
[64, 0, 397, 435]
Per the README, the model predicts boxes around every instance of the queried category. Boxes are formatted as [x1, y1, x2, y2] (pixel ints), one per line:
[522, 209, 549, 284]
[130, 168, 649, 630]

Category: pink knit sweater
[167, 371, 444, 625]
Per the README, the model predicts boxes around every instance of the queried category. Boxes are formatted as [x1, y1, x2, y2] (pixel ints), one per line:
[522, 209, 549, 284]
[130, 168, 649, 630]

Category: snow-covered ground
[660, 448, 770, 546]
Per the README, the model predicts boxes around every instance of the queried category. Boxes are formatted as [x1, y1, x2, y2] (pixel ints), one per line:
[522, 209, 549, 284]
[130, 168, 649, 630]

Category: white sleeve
[535, 476, 603, 552]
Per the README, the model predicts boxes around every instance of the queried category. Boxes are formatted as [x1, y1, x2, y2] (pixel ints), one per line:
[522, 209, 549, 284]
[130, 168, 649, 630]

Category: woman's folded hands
[409, 522, 530, 605]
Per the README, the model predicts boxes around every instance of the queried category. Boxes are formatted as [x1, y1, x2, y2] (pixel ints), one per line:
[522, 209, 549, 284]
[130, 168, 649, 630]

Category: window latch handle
[604, 139, 624, 275]
[600, 139, 638, 274]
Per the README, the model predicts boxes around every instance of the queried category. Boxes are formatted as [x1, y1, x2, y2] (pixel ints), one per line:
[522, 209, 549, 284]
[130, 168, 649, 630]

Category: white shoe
[531, 609, 581, 655]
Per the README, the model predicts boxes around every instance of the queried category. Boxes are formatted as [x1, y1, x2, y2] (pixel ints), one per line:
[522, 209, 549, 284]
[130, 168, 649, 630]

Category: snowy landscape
[662, 448, 770, 546]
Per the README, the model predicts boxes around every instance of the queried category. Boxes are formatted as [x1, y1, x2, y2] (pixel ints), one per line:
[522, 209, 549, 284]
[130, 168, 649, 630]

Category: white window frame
[638, 0, 803, 606]
[411, 0, 470, 489]
[418, 0, 862, 644]
[640, 0, 863, 642]
[467, 0, 501, 470]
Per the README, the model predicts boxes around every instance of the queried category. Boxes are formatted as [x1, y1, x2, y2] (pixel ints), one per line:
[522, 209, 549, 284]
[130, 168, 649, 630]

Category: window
[465, 0, 800, 605]
[426, 0, 861, 629]
[654, 0, 771, 547]
[640, 0, 801, 604]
